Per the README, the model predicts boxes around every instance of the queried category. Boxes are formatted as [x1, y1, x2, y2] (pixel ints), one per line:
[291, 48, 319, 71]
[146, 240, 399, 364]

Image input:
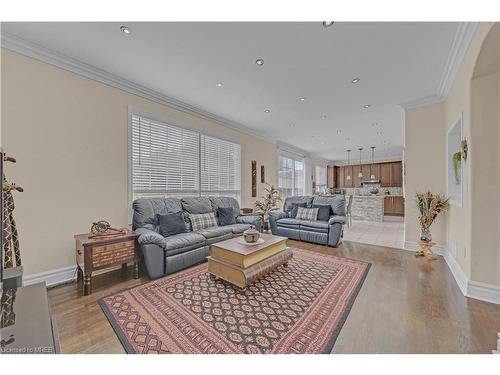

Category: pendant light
[346, 150, 351, 180]
[370, 146, 376, 179]
[358, 148, 363, 178]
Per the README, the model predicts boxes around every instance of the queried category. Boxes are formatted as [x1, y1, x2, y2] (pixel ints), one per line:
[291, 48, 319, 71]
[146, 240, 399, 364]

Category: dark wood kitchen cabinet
[370, 163, 380, 180]
[380, 161, 403, 187]
[334, 161, 402, 188]
[384, 196, 405, 216]
[380, 163, 393, 187]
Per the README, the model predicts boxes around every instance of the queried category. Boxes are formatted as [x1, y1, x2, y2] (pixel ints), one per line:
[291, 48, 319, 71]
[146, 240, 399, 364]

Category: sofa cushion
[204, 233, 233, 245]
[276, 218, 303, 229]
[181, 197, 213, 214]
[300, 220, 330, 233]
[296, 207, 319, 221]
[157, 212, 187, 237]
[163, 232, 206, 256]
[283, 196, 314, 214]
[312, 196, 345, 216]
[195, 226, 233, 239]
[289, 202, 308, 218]
[189, 212, 218, 231]
[312, 204, 332, 221]
[217, 207, 236, 226]
[133, 197, 182, 231]
[209, 197, 240, 220]
[226, 223, 252, 234]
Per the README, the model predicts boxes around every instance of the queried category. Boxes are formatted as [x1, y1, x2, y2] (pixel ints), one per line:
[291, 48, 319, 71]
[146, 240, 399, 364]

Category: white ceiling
[2, 22, 461, 162]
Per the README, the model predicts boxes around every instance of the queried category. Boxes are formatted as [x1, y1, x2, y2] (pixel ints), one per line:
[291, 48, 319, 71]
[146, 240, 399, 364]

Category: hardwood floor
[47, 240, 500, 354]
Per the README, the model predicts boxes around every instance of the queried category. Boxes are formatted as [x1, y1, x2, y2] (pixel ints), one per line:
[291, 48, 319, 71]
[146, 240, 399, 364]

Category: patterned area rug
[99, 248, 370, 354]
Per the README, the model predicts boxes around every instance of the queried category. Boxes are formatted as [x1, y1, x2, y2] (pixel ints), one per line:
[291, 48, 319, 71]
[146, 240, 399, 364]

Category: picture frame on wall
[261, 165, 265, 183]
[447, 113, 463, 208]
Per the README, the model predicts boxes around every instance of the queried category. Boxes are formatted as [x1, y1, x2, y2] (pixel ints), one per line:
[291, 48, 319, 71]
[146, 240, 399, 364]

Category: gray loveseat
[269, 195, 345, 247]
[133, 196, 261, 278]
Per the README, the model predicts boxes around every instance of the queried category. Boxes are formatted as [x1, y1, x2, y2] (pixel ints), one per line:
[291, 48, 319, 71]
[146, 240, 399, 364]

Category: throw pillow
[289, 202, 308, 218]
[157, 212, 187, 237]
[312, 204, 332, 221]
[217, 207, 236, 226]
[189, 212, 218, 231]
[296, 207, 319, 221]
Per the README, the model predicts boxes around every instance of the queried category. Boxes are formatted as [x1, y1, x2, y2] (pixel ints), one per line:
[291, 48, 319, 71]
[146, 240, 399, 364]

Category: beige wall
[470, 72, 500, 285]
[1, 49, 278, 276]
[404, 103, 447, 247]
[404, 22, 500, 286]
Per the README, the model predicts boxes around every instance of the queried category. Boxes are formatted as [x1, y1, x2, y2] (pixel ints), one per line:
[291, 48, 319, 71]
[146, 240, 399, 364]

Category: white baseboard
[404, 241, 499, 305]
[403, 241, 447, 256]
[468, 281, 500, 305]
[23, 265, 78, 288]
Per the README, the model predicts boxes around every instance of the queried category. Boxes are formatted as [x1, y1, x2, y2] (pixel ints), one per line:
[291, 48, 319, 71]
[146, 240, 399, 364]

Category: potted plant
[254, 183, 282, 232]
[415, 191, 449, 259]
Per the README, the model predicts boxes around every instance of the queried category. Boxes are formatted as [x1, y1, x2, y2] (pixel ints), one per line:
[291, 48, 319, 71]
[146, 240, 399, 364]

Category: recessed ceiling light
[215, 82, 223, 87]
[351, 78, 360, 84]
[299, 97, 306, 102]
[322, 21, 335, 28]
[255, 58, 264, 66]
[120, 26, 132, 35]
[264, 109, 270, 113]
[363, 104, 371, 109]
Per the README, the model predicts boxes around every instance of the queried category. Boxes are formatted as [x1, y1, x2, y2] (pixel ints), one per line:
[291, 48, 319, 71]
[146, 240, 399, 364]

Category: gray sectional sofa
[269, 195, 346, 247]
[133, 196, 261, 278]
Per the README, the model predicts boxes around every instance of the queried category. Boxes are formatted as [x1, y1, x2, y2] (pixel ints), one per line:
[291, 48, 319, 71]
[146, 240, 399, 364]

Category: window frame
[128, 107, 242, 217]
[277, 151, 306, 199]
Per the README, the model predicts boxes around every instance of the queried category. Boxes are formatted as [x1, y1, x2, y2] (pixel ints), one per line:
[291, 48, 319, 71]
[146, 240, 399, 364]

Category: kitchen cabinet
[334, 161, 402, 188]
[352, 165, 361, 187]
[370, 163, 380, 180]
[392, 162, 403, 187]
[344, 166, 353, 187]
[380, 163, 392, 187]
[384, 196, 405, 216]
[361, 164, 371, 181]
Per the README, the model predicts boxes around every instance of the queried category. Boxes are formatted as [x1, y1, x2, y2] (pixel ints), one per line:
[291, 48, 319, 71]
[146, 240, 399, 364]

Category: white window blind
[201, 134, 241, 200]
[278, 154, 305, 199]
[131, 114, 241, 202]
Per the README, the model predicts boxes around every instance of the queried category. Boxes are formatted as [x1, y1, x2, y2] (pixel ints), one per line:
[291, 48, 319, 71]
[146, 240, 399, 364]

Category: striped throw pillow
[296, 207, 319, 221]
[189, 212, 218, 231]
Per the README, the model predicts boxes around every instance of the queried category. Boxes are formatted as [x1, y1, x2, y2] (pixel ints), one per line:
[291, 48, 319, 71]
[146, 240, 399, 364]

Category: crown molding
[1, 32, 277, 146]
[400, 22, 479, 110]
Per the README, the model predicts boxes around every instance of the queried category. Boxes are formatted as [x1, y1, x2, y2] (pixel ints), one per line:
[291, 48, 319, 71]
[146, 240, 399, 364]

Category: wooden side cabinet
[75, 232, 140, 296]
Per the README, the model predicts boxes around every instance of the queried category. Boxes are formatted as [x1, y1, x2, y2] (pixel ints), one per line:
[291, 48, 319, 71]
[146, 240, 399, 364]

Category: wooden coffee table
[207, 233, 292, 289]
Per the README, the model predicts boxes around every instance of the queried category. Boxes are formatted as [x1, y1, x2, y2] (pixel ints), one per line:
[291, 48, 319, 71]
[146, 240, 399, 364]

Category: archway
[470, 23, 500, 285]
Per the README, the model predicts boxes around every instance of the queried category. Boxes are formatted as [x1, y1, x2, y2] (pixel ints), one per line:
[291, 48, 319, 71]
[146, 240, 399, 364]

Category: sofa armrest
[135, 227, 165, 249]
[269, 211, 287, 221]
[237, 215, 262, 231]
[328, 215, 346, 225]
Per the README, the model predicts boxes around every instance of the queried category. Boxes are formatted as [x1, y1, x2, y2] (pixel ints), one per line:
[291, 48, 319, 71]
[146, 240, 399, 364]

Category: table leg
[121, 263, 128, 279]
[83, 274, 92, 296]
[133, 261, 139, 279]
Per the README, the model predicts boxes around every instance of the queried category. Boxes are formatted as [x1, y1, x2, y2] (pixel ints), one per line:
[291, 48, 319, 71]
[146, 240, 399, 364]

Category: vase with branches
[415, 191, 449, 258]
[254, 183, 282, 232]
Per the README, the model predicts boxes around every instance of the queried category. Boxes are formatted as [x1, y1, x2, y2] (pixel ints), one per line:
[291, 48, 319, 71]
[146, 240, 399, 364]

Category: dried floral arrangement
[415, 191, 449, 242]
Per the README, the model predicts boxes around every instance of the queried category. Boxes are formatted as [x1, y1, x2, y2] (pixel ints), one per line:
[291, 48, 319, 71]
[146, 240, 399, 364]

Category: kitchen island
[349, 195, 385, 222]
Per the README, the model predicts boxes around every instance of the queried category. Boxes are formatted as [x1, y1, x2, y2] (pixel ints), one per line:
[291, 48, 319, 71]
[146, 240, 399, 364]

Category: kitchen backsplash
[344, 184, 403, 196]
